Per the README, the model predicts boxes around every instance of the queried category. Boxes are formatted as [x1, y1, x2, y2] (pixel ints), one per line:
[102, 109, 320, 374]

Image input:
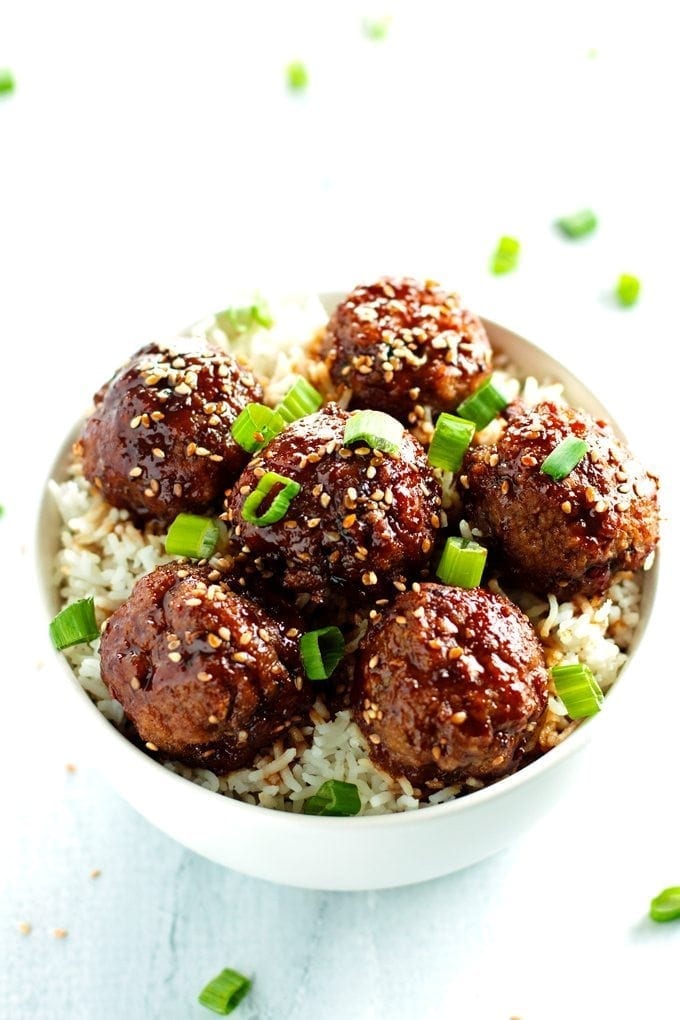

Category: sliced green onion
[435, 536, 487, 589]
[363, 16, 391, 40]
[166, 513, 220, 559]
[551, 662, 603, 718]
[0, 70, 15, 96]
[490, 235, 520, 274]
[286, 60, 309, 91]
[300, 626, 345, 680]
[214, 299, 273, 337]
[198, 968, 252, 1015]
[231, 403, 285, 453]
[276, 377, 323, 423]
[241, 472, 300, 526]
[616, 273, 641, 308]
[344, 409, 403, 456]
[556, 209, 598, 239]
[49, 597, 99, 650]
[650, 887, 680, 923]
[456, 374, 510, 431]
[303, 779, 361, 816]
[0, 504, 4, 518]
[540, 436, 589, 481]
[428, 414, 476, 473]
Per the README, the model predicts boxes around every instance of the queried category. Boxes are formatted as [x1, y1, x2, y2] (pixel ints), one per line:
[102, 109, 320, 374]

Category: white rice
[50, 294, 644, 814]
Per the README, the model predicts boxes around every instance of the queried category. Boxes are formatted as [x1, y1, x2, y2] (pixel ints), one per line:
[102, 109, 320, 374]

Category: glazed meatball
[462, 400, 660, 597]
[318, 277, 492, 427]
[352, 583, 549, 788]
[100, 563, 311, 771]
[226, 404, 441, 602]
[80, 339, 263, 525]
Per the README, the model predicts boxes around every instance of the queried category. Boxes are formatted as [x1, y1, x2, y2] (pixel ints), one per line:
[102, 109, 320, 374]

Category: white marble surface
[1, 3, 679, 1017]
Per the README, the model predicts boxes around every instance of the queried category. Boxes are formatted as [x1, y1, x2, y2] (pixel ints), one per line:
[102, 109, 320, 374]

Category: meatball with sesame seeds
[226, 404, 441, 603]
[462, 399, 660, 598]
[352, 583, 549, 788]
[319, 278, 493, 427]
[99, 562, 312, 771]
[80, 339, 263, 525]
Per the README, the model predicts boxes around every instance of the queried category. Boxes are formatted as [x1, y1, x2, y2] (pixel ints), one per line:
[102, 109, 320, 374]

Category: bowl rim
[35, 302, 661, 831]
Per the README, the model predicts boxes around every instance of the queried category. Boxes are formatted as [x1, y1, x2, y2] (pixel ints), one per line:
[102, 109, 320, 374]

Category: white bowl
[35, 300, 659, 891]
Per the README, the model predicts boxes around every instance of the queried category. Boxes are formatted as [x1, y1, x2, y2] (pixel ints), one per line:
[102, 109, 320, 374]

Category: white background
[1, 2, 678, 1018]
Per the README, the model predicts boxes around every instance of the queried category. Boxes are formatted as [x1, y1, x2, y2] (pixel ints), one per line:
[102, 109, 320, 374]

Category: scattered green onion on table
[551, 662, 603, 718]
[616, 273, 641, 308]
[198, 967, 252, 1015]
[286, 60, 309, 91]
[555, 209, 598, 239]
[456, 375, 511, 432]
[649, 887, 680, 923]
[231, 403, 286, 453]
[540, 436, 589, 481]
[436, 536, 487, 589]
[49, 597, 100, 650]
[165, 513, 220, 559]
[300, 626, 345, 680]
[343, 409, 403, 456]
[303, 779, 361, 816]
[428, 413, 475, 473]
[490, 235, 521, 274]
[241, 472, 301, 526]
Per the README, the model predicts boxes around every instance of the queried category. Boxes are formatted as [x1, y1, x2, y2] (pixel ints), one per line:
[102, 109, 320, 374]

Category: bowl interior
[35, 296, 660, 832]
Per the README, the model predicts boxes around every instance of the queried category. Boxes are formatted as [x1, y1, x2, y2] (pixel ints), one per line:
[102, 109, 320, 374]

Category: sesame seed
[143, 487, 154, 498]
[283, 519, 298, 529]
[395, 616, 407, 626]
[500, 480, 510, 495]
[286, 627, 299, 638]
[208, 715, 219, 725]
[411, 582, 421, 593]
[173, 483, 183, 497]
[239, 484, 251, 495]
[195, 447, 210, 457]
[239, 632, 252, 646]
[186, 442, 197, 455]
[428, 638, 442, 650]
[185, 597, 202, 607]
[207, 633, 222, 649]
[129, 466, 143, 478]
[370, 490, 385, 502]
[393, 580, 406, 592]
[174, 382, 192, 395]
[521, 454, 537, 467]
[307, 517, 321, 528]
[342, 513, 357, 529]
[413, 606, 425, 619]
[218, 627, 231, 641]
[320, 493, 331, 509]
[362, 571, 378, 585]
[210, 454, 224, 463]
[129, 415, 141, 429]
[421, 537, 432, 553]
[369, 734, 381, 745]
[595, 499, 607, 513]
[459, 475, 470, 489]
[432, 745, 442, 761]
[130, 677, 141, 690]
[489, 453, 499, 467]
[150, 410, 165, 421]
[168, 652, 182, 663]
[238, 730, 248, 743]
[232, 652, 250, 663]
[452, 710, 467, 724]
[197, 671, 213, 682]
[152, 447, 165, 459]
[18, 922, 32, 935]
[585, 486, 596, 503]
[369, 654, 379, 668]
[53, 928, 69, 940]
[561, 500, 572, 514]
[145, 742, 159, 751]
[448, 646, 463, 660]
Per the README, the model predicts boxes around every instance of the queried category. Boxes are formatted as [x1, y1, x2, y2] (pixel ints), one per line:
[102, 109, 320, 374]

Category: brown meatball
[462, 400, 660, 597]
[80, 339, 263, 525]
[100, 563, 311, 771]
[319, 277, 492, 427]
[226, 404, 441, 603]
[352, 583, 549, 788]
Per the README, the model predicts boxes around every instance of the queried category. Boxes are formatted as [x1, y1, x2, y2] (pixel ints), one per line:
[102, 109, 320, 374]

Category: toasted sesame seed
[489, 453, 499, 467]
[143, 487, 154, 498]
[585, 486, 596, 503]
[319, 492, 331, 509]
[413, 605, 425, 619]
[595, 499, 607, 513]
[145, 742, 159, 751]
[342, 513, 357, 529]
[152, 447, 165, 459]
[521, 454, 537, 467]
[501, 480, 510, 495]
[369, 654, 379, 668]
[129, 415, 142, 429]
[362, 571, 378, 585]
[411, 582, 421, 593]
[129, 466, 143, 478]
[428, 638, 442, 650]
[208, 715, 219, 725]
[452, 710, 467, 724]
[283, 519, 298, 529]
[150, 410, 165, 422]
[370, 489, 385, 502]
[173, 482, 183, 497]
[197, 671, 213, 682]
[53, 928, 68, 940]
[130, 677, 141, 690]
[186, 442, 197, 456]
[460, 474, 470, 489]
[185, 597, 202, 607]
[561, 500, 572, 514]
[239, 632, 252, 647]
[238, 730, 248, 743]
[421, 537, 432, 553]
[369, 733, 381, 745]
[395, 615, 407, 626]
[431, 745, 442, 761]
[448, 646, 463, 660]
[232, 652, 250, 663]
[195, 447, 210, 457]
[307, 517, 321, 528]
[174, 382, 192, 395]
[168, 652, 182, 663]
